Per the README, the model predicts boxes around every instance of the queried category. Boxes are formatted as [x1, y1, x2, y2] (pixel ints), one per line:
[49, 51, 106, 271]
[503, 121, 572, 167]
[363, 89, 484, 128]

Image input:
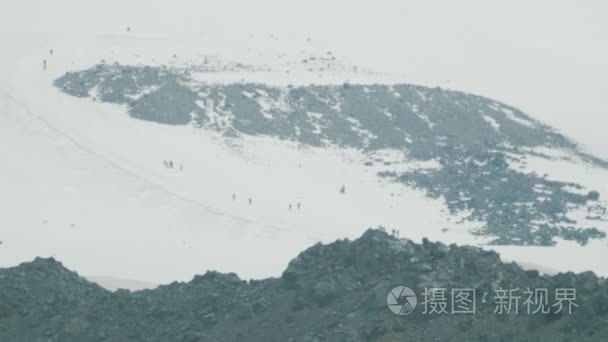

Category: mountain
[1, 229, 607, 341]
[1, 0, 607, 289]
[2, 36, 608, 285]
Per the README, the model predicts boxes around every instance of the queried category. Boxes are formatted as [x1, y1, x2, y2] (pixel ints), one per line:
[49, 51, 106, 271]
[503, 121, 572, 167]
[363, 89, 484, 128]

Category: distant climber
[289, 203, 292, 211]
[248, 198, 252, 206]
[232, 193, 236, 201]
[50, 49, 53, 55]
[169, 161, 174, 168]
[297, 202, 301, 210]
[339, 184, 346, 194]
[43, 59, 46, 70]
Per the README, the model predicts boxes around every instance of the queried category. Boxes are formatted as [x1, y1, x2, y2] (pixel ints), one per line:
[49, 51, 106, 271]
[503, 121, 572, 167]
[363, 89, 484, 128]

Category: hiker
[339, 184, 346, 194]
[50, 49, 53, 55]
[297, 202, 301, 210]
[169, 161, 173, 168]
[289, 203, 292, 211]
[232, 193, 236, 201]
[43, 59, 47, 70]
[248, 198, 252, 206]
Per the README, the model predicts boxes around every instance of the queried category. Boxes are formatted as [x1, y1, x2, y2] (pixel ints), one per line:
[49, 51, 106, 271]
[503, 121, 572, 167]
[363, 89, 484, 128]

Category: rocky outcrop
[1, 229, 607, 341]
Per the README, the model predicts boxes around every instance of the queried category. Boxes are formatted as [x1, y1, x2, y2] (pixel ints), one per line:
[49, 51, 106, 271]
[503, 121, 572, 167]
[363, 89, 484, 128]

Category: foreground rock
[1, 229, 607, 341]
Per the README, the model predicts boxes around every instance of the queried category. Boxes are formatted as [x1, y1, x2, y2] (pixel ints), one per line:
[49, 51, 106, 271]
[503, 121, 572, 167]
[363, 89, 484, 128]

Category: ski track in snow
[3, 91, 302, 237]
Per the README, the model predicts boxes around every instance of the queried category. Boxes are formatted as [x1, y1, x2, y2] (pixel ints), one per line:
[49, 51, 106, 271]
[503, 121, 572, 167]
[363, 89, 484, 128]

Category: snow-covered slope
[0, 60, 483, 283]
[1, 0, 607, 288]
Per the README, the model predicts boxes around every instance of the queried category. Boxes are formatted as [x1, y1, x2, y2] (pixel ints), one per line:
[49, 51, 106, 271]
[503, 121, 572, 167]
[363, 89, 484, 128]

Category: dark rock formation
[53, 65, 608, 245]
[1, 229, 607, 341]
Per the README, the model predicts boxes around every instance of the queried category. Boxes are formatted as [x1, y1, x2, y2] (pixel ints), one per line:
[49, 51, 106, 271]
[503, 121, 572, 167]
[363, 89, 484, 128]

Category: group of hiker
[288, 203, 302, 211]
[163, 160, 183, 171]
[231, 193, 300, 211]
[232, 193, 253, 206]
[229, 184, 346, 212]
[43, 48, 53, 70]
